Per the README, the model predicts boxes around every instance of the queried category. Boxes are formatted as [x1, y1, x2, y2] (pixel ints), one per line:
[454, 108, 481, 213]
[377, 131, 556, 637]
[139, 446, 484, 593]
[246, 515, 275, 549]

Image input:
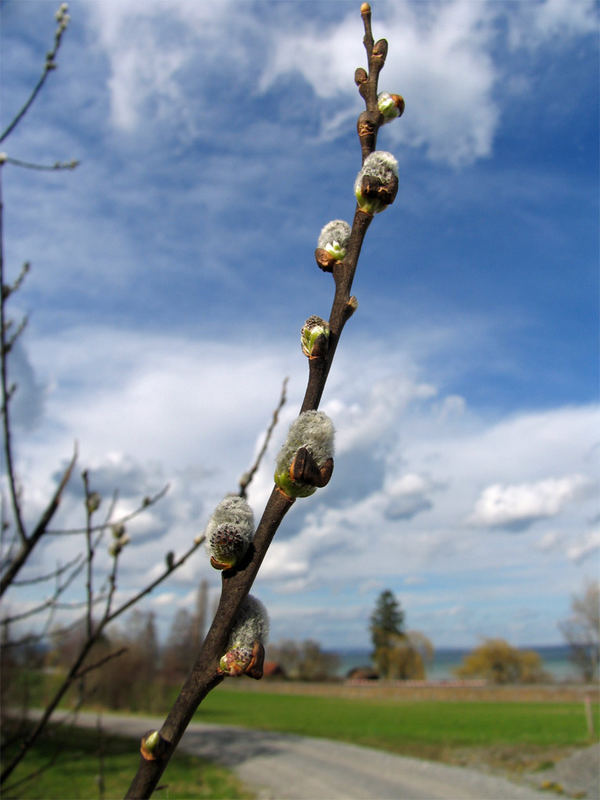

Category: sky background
[1, 0, 598, 654]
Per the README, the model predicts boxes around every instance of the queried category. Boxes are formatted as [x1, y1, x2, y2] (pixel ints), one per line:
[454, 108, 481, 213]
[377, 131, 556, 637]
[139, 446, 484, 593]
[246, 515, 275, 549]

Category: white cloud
[469, 475, 595, 529]
[85, 0, 597, 167]
[567, 529, 600, 564]
[261, 0, 499, 165]
[507, 0, 598, 48]
[5, 321, 599, 646]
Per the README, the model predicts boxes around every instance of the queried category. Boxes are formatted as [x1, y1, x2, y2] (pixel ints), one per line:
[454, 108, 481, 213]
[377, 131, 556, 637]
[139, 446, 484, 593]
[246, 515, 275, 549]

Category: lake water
[334, 644, 582, 682]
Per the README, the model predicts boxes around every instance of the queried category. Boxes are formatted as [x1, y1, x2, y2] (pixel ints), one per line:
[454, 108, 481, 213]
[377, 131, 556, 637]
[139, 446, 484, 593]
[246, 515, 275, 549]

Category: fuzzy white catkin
[276, 411, 335, 474]
[355, 150, 398, 188]
[227, 595, 269, 649]
[318, 220, 352, 254]
[205, 496, 254, 564]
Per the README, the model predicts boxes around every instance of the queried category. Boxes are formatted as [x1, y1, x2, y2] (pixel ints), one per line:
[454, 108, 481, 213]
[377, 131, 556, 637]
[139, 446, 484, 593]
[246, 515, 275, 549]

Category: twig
[0, 536, 204, 786]
[0, 9, 70, 144]
[0, 447, 78, 596]
[238, 377, 288, 498]
[75, 646, 128, 679]
[125, 6, 396, 797]
[1, 156, 79, 172]
[11, 554, 83, 586]
[46, 485, 169, 535]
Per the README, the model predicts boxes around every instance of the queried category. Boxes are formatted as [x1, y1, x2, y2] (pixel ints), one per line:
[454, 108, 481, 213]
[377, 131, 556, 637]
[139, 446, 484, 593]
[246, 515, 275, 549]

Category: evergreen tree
[369, 589, 405, 678]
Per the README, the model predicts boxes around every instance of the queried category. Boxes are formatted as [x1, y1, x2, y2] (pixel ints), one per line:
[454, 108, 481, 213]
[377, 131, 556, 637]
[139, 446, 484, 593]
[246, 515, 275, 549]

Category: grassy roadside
[195, 685, 600, 774]
[1, 723, 253, 800]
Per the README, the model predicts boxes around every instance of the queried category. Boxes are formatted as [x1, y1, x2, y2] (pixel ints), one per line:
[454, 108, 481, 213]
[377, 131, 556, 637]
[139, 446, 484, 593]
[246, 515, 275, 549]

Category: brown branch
[238, 377, 288, 498]
[125, 6, 395, 798]
[0, 535, 205, 787]
[2, 157, 79, 172]
[74, 646, 128, 679]
[104, 536, 204, 626]
[46, 485, 169, 535]
[0, 10, 71, 144]
[0, 447, 78, 597]
[11, 553, 83, 586]
[0, 174, 28, 547]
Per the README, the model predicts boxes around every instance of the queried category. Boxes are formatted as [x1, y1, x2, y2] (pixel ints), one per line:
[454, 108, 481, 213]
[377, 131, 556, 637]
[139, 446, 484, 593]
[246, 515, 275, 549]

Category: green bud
[111, 523, 126, 539]
[377, 92, 405, 123]
[86, 492, 101, 514]
[301, 316, 330, 359]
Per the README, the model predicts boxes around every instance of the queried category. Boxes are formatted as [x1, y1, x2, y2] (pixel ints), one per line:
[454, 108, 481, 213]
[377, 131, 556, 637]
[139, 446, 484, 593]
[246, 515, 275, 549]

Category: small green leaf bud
[274, 410, 335, 498]
[108, 541, 121, 558]
[140, 729, 165, 761]
[86, 492, 101, 514]
[219, 595, 268, 678]
[111, 523, 126, 539]
[354, 151, 399, 215]
[377, 92, 405, 123]
[301, 315, 330, 360]
[165, 551, 175, 570]
[206, 496, 254, 570]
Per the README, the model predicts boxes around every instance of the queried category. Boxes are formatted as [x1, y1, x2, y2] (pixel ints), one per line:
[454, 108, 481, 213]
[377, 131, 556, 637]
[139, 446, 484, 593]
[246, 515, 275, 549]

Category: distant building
[346, 666, 379, 681]
[263, 661, 286, 679]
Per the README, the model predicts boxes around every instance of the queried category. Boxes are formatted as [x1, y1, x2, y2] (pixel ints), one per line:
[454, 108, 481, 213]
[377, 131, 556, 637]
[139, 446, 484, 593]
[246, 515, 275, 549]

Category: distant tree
[267, 639, 339, 681]
[161, 609, 196, 684]
[91, 611, 160, 711]
[454, 639, 550, 684]
[370, 589, 405, 678]
[387, 630, 434, 680]
[559, 580, 600, 682]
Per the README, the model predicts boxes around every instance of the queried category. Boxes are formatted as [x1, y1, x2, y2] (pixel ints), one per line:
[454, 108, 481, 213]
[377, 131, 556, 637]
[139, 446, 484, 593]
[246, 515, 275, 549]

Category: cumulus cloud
[6, 322, 599, 645]
[567, 529, 600, 564]
[507, 0, 598, 48]
[468, 475, 595, 530]
[384, 473, 436, 520]
[86, 0, 598, 166]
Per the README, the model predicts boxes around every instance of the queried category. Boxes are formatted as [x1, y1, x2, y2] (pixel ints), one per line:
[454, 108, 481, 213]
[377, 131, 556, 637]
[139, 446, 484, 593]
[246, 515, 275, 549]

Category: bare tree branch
[125, 7, 400, 797]
[11, 554, 83, 586]
[0, 447, 78, 596]
[1, 156, 79, 172]
[46, 485, 169, 536]
[0, 8, 71, 144]
[238, 377, 288, 498]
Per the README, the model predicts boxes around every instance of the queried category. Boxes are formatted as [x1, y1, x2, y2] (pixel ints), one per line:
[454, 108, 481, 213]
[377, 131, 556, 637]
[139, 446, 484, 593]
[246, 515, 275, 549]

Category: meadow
[195, 682, 599, 774]
[1, 724, 252, 800]
[3, 681, 598, 797]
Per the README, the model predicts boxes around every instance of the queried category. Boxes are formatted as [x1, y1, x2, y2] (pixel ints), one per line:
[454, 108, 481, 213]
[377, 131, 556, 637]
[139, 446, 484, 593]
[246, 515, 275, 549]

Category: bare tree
[0, 5, 204, 788]
[125, 5, 405, 797]
[560, 580, 600, 682]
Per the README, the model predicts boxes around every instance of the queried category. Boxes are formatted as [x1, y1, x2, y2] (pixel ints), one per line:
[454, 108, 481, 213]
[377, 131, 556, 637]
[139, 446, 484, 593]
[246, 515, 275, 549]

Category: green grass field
[1, 724, 252, 800]
[196, 686, 599, 759]
[5, 682, 598, 796]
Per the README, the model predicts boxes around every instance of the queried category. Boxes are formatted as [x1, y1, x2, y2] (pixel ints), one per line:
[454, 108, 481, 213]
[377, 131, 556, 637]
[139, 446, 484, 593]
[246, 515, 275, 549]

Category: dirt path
[69, 712, 545, 799]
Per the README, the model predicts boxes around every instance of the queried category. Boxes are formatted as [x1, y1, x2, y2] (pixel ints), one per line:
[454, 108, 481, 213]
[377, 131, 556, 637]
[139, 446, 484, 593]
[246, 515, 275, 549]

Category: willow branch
[125, 6, 393, 798]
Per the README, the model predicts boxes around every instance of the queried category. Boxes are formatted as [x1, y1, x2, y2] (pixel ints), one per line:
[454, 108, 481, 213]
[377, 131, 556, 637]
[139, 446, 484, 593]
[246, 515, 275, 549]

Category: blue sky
[1, 0, 598, 653]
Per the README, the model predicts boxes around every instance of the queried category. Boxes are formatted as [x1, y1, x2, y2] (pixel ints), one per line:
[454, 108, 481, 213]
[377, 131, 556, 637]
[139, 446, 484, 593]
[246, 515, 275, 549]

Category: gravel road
[68, 712, 546, 799]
